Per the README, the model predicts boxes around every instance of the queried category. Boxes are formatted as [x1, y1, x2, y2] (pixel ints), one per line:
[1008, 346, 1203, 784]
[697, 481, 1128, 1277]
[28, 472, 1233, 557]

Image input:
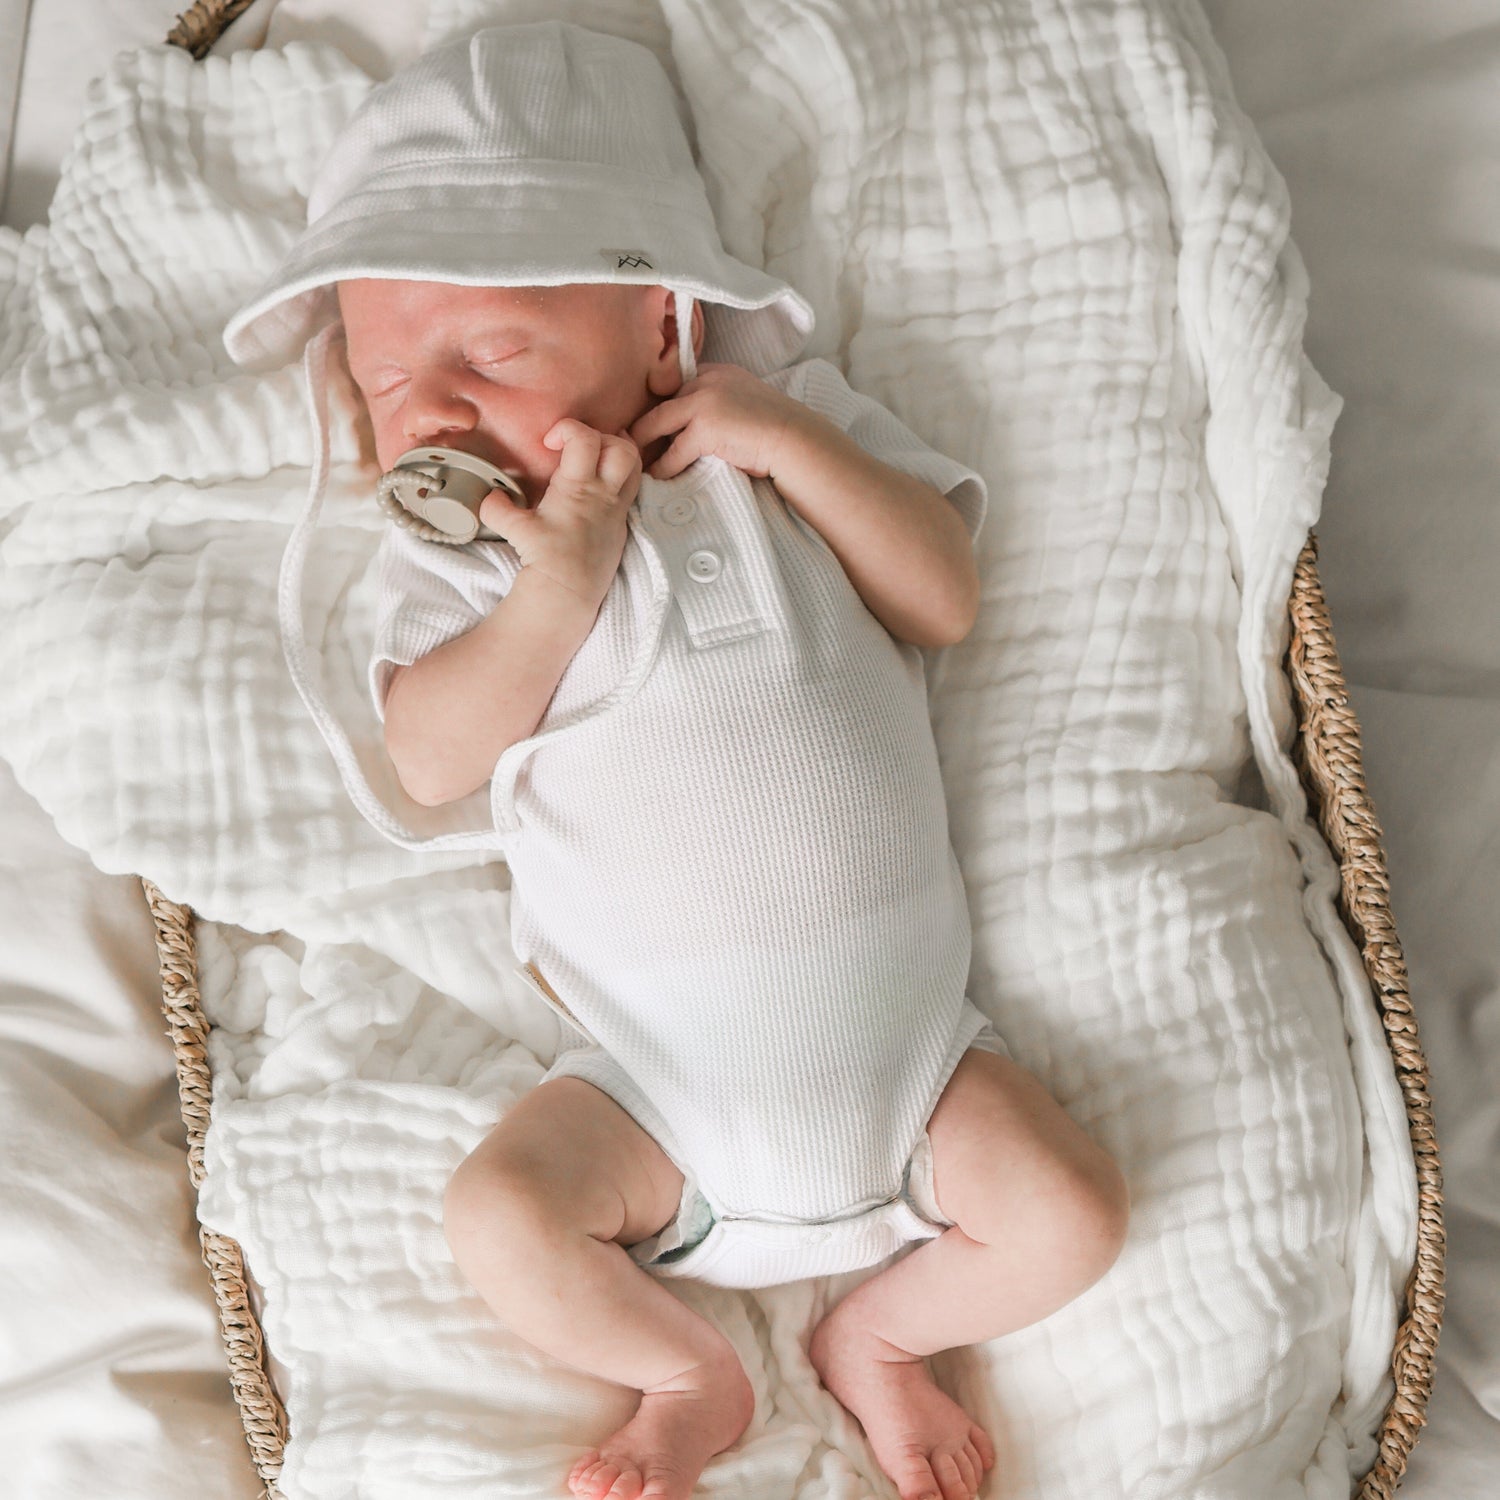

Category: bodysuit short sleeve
[769, 357, 989, 550]
[367, 525, 516, 723]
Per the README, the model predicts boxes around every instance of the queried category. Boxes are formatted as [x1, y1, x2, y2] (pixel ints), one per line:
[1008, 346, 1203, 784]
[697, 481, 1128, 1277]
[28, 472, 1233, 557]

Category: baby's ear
[645, 285, 700, 394]
[648, 282, 703, 350]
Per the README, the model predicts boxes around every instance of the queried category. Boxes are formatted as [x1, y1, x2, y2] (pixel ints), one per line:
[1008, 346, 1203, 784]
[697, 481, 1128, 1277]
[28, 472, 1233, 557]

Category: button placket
[641, 471, 766, 648]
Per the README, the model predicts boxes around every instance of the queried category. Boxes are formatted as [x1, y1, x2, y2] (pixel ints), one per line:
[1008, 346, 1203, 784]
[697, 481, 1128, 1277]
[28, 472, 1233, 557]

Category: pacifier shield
[378, 445, 525, 544]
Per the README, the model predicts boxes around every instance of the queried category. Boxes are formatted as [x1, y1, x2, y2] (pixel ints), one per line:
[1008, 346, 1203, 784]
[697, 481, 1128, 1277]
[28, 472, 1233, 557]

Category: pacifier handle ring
[376, 470, 468, 545]
[377, 446, 525, 546]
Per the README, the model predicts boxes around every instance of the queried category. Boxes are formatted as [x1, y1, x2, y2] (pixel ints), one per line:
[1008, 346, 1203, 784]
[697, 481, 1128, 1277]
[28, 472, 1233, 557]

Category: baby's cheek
[367, 414, 402, 472]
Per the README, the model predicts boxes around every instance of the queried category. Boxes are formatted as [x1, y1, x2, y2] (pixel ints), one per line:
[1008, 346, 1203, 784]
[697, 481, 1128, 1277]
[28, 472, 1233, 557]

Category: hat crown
[309, 22, 703, 221]
[222, 20, 814, 373]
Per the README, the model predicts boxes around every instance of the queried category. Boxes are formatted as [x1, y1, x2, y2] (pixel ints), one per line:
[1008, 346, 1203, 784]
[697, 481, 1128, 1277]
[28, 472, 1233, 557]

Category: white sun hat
[220, 20, 815, 853]
[223, 18, 815, 379]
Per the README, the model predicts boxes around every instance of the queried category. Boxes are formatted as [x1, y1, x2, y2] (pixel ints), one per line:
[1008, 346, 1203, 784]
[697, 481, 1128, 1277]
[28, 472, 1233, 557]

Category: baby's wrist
[512, 564, 605, 632]
[766, 406, 859, 494]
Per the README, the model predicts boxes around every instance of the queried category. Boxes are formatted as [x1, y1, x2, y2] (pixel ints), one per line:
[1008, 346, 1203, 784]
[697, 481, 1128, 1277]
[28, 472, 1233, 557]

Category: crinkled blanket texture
[0, 0, 1416, 1495]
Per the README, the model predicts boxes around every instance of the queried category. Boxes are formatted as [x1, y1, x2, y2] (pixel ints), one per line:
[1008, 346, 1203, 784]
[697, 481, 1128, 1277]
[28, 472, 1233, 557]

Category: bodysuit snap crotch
[535, 1006, 1012, 1292]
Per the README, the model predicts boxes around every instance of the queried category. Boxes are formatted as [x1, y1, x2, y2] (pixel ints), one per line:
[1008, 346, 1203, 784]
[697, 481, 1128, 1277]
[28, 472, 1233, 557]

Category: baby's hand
[479, 419, 642, 611]
[628, 363, 819, 482]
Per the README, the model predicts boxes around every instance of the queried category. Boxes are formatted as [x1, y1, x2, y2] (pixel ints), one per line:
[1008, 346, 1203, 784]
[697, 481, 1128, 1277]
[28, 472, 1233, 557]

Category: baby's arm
[629, 364, 979, 650]
[384, 570, 597, 807]
[763, 419, 979, 649]
[383, 420, 641, 807]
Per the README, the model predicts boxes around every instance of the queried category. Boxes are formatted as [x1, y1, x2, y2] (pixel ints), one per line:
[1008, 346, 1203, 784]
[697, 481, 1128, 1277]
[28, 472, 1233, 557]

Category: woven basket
[148, 6, 1445, 1496]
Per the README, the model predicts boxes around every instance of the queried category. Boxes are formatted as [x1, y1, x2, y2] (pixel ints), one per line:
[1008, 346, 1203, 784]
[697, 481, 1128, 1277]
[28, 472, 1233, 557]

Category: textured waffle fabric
[369, 356, 1009, 1288]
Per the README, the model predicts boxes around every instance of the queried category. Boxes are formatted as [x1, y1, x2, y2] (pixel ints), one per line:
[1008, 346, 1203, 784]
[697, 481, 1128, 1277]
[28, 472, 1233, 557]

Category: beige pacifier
[375, 445, 527, 545]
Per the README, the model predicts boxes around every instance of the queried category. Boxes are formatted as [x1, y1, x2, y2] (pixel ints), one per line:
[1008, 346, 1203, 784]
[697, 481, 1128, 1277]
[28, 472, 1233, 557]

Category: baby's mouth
[405, 440, 531, 502]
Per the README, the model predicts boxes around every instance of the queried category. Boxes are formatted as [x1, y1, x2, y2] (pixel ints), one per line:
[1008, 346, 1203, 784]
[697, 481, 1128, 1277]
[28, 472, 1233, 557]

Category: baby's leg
[810, 1049, 1130, 1500]
[444, 1076, 753, 1500]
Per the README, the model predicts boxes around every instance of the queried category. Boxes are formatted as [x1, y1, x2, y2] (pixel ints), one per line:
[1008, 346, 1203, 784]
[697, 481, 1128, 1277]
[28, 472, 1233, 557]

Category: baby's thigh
[926, 1048, 1126, 1244]
[445, 1076, 685, 1248]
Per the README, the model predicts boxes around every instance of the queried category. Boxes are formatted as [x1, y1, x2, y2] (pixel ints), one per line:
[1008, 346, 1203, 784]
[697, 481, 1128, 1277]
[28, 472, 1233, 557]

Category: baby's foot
[809, 1316, 996, 1500]
[567, 1353, 755, 1500]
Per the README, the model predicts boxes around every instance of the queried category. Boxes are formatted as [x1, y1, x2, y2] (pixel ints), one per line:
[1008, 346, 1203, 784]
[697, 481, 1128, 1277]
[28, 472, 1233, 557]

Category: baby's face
[338, 278, 686, 504]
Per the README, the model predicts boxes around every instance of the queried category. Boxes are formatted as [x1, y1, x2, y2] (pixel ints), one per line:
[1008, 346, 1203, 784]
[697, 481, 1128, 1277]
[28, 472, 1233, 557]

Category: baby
[227, 22, 1129, 1500]
[353, 275, 1129, 1500]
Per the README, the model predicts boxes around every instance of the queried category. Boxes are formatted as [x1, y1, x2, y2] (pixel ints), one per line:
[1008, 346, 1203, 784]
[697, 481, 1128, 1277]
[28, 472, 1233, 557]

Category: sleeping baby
[224, 21, 1129, 1500]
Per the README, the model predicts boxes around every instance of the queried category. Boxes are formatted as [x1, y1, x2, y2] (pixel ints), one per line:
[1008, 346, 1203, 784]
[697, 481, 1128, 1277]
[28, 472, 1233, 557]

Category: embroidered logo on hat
[602, 249, 656, 271]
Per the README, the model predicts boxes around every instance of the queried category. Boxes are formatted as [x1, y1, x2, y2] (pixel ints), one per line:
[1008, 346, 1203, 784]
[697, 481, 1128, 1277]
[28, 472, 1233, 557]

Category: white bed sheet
[0, 0, 32, 222]
[0, 10, 427, 1499]
[1198, 3, 1500, 1487]
[0, 10, 253, 1497]
[0, 0, 1494, 1496]
[0, 0, 180, 228]
[0, 754, 263, 1499]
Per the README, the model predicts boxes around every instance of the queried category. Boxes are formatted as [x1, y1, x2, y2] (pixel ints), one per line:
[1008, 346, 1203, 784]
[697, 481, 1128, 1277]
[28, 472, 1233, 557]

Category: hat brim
[223, 181, 813, 374]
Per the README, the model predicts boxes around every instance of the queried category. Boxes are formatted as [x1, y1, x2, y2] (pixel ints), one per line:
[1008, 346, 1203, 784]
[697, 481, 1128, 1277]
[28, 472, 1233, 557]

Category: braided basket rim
[150, 5, 1444, 1492]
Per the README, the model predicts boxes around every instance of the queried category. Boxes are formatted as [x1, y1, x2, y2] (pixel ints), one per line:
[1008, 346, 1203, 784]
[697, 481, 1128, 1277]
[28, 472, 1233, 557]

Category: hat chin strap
[673, 288, 697, 384]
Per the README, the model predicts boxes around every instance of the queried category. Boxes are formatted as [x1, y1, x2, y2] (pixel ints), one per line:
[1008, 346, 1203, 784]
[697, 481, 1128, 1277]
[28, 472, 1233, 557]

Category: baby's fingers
[545, 418, 602, 480]
[478, 486, 527, 534]
[597, 432, 643, 501]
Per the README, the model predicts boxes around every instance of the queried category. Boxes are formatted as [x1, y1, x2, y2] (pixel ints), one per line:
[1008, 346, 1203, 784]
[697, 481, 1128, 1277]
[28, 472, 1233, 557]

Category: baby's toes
[965, 1437, 991, 1484]
[569, 1455, 621, 1500]
[603, 1466, 645, 1500]
[950, 1443, 979, 1494]
[969, 1423, 997, 1471]
[893, 1452, 950, 1500]
[930, 1447, 973, 1500]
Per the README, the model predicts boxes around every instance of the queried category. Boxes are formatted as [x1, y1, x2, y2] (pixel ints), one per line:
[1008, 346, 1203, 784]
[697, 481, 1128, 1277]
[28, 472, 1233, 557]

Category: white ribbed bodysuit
[371, 357, 1007, 1289]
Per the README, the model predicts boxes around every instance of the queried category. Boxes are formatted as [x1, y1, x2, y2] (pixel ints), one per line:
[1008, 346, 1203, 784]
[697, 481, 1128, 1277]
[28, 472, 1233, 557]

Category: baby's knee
[1053, 1144, 1130, 1288]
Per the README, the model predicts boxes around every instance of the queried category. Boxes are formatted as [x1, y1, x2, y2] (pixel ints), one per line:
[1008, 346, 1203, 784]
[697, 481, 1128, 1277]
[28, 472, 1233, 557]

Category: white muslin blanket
[0, 0, 1417, 1495]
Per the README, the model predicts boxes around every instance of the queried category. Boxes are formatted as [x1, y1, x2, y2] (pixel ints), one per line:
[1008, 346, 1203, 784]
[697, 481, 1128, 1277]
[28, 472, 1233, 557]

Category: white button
[663, 496, 697, 525]
[686, 549, 721, 582]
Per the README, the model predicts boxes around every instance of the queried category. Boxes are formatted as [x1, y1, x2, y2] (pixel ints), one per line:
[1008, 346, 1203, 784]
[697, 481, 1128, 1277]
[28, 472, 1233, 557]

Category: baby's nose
[403, 379, 477, 440]
[407, 422, 471, 452]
